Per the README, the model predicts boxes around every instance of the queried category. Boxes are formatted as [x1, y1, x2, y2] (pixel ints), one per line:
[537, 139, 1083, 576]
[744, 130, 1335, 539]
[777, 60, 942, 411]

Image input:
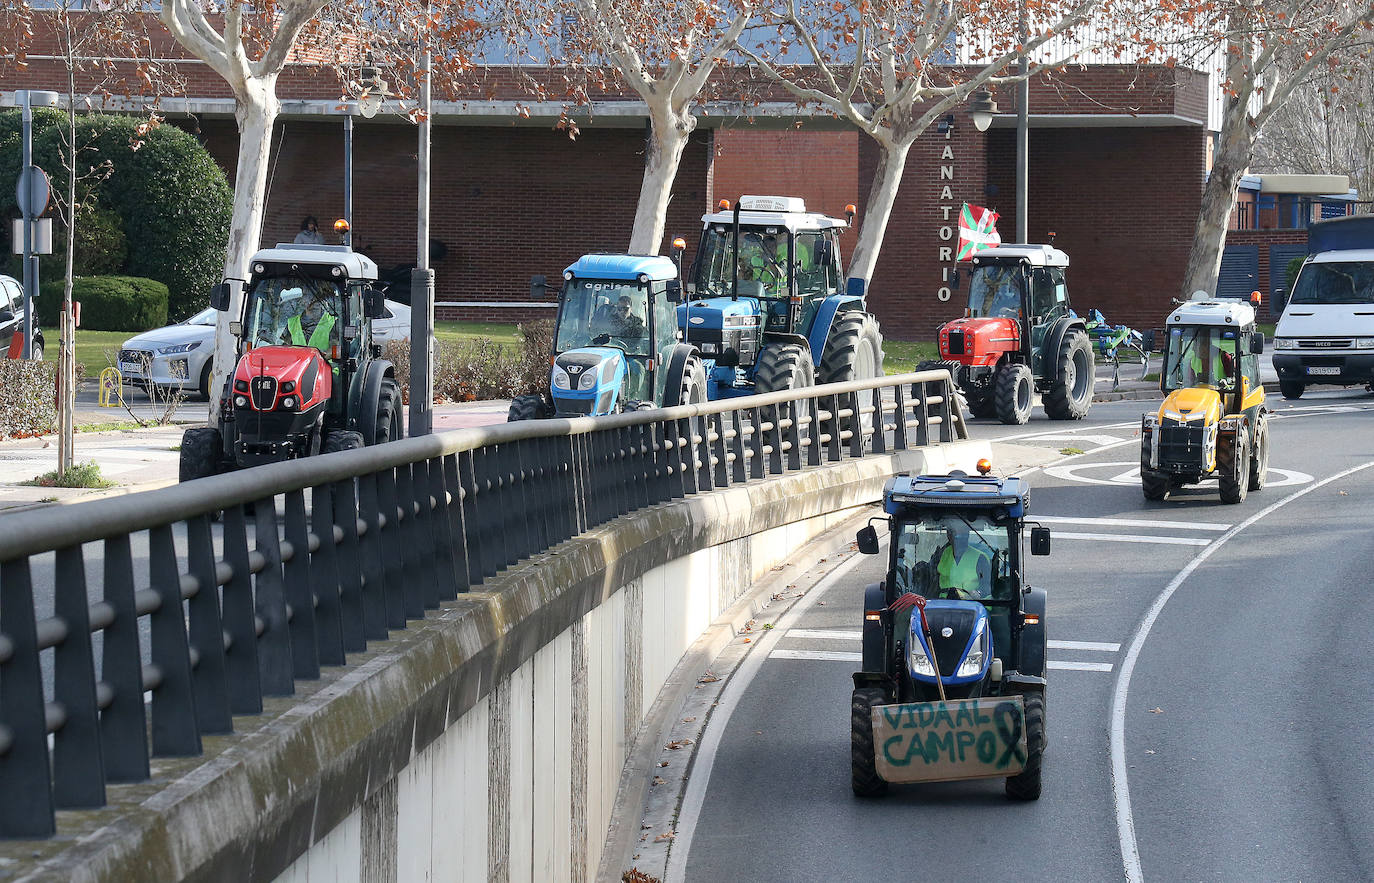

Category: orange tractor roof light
[717, 199, 731, 211]
[333, 218, 350, 234]
[976, 458, 993, 475]
[672, 237, 687, 250]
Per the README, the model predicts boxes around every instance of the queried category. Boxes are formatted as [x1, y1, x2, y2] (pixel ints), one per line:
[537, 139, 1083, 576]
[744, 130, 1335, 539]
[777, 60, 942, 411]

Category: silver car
[118, 307, 217, 399]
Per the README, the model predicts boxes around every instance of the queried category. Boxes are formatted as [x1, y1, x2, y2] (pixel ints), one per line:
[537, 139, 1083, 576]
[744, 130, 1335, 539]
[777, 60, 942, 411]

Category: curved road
[670, 389, 1374, 882]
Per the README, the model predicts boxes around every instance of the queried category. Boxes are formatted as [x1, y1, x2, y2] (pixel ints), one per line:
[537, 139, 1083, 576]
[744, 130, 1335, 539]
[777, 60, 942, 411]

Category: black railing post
[730, 411, 747, 483]
[826, 394, 843, 462]
[253, 497, 295, 696]
[147, 523, 202, 756]
[308, 484, 347, 665]
[893, 383, 909, 450]
[0, 558, 57, 837]
[282, 490, 321, 680]
[184, 515, 233, 733]
[393, 465, 427, 618]
[747, 407, 765, 479]
[915, 382, 932, 447]
[220, 506, 264, 715]
[99, 533, 151, 781]
[51, 544, 107, 807]
[375, 469, 408, 627]
[442, 454, 471, 594]
[333, 477, 372, 648]
[429, 456, 461, 601]
[870, 387, 887, 454]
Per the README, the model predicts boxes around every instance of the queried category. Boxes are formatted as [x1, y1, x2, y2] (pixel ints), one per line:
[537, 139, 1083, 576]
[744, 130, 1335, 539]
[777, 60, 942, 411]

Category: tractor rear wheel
[994, 363, 1034, 425]
[1141, 466, 1172, 501]
[1279, 379, 1304, 400]
[819, 312, 884, 384]
[179, 426, 222, 483]
[1218, 429, 1250, 504]
[965, 381, 996, 419]
[755, 342, 815, 431]
[323, 430, 365, 453]
[1005, 692, 1045, 800]
[507, 394, 550, 422]
[850, 687, 889, 798]
[1248, 415, 1269, 492]
[373, 379, 402, 445]
[669, 354, 708, 406]
[1043, 329, 1094, 420]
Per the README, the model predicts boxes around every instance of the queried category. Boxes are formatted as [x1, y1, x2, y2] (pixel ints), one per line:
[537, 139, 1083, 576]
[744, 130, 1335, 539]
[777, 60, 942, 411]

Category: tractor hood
[551, 347, 627, 416]
[1156, 386, 1222, 424]
[234, 346, 331, 412]
[939, 316, 1020, 360]
[678, 296, 763, 331]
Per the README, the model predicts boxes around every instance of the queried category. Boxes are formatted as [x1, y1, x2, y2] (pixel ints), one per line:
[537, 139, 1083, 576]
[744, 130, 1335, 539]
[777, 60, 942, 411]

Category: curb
[0, 477, 179, 516]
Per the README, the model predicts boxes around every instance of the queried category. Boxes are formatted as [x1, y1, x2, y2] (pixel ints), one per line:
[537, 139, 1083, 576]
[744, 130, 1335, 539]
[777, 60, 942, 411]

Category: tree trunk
[208, 85, 280, 425]
[1181, 105, 1252, 301]
[846, 137, 913, 285]
[627, 105, 693, 255]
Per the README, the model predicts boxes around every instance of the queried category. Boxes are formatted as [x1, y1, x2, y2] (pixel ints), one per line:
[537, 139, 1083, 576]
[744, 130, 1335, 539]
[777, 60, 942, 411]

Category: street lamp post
[342, 102, 356, 247]
[14, 89, 61, 359]
[1016, 3, 1029, 244]
[409, 45, 435, 437]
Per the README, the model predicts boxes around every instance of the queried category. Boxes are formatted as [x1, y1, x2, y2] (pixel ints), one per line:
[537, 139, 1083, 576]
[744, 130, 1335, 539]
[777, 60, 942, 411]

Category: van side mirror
[1142, 329, 1155, 352]
[1250, 331, 1264, 354]
[0, 309, 13, 324]
[364, 286, 386, 319]
[531, 275, 550, 299]
[1030, 526, 1051, 556]
[209, 282, 231, 311]
[845, 277, 866, 299]
[856, 525, 880, 555]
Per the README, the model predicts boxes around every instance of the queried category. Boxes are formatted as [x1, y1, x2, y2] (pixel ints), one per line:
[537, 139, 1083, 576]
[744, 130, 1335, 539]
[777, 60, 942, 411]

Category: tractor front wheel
[1279, 379, 1304, 400]
[1141, 466, 1172, 502]
[755, 342, 815, 430]
[1218, 429, 1250, 504]
[507, 394, 550, 422]
[323, 430, 365, 453]
[373, 379, 403, 445]
[1043, 329, 1093, 420]
[851, 687, 889, 798]
[1248, 415, 1269, 492]
[994, 363, 1034, 425]
[179, 426, 222, 483]
[1005, 692, 1045, 801]
[819, 312, 884, 384]
[670, 354, 708, 407]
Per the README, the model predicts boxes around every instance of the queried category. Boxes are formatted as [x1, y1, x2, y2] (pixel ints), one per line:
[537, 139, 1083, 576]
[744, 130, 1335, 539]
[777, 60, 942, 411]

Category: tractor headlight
[280, 380, 296, 393]
[1274, 337, 1296, 350]
[281, 396, 298, 410]
[956, 622, 988, 678]
[1162, 409, 1185, 422]
[1142, 413, 1158, 429]
[908, 640, 936, 678]
[579, 370, 598, 391]
[234, 395, 248, 408]
[552, 366, 571, 390]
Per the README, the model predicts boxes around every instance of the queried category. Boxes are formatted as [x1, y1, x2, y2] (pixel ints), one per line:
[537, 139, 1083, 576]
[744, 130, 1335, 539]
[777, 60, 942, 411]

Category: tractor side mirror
[363, 286, 386, 319]
[1030, 526, 1051, 556]
[209, 282, 231, 311]
[1250, 331, 1265, 354]
[951, 267, 961, 290]
[845, 277, 866, 299]
[856, 525, 880, 555]
[1141, 329, 1155, 352]
[666, 279, 683, 302]
[531, 275, 550, 299]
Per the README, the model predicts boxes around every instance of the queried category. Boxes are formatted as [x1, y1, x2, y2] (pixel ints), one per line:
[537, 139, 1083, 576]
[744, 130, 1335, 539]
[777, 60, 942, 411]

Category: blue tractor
[508, 254, 707, 420]
[676, 195, 885, 402]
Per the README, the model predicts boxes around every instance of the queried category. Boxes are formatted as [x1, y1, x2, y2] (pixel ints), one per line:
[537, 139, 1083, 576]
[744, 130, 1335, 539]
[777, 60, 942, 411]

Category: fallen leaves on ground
[658, 761, 669, 768]
[1149, 707, 1164, 714]
[652, 776, 666, 786]
[622, 868, 660, 883]
[665, 739, 693, 750]
[697, 673, 719, 684]
[682, 716, 696, 722]
[654, 832, 676, 843]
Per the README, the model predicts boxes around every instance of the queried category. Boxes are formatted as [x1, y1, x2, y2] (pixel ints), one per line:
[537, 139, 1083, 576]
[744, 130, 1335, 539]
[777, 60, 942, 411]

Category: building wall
[711, 129, 860, 220]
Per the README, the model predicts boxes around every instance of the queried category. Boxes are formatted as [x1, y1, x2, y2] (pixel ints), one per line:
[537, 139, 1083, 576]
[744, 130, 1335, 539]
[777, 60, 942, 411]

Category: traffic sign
[15, 165, 51, 218]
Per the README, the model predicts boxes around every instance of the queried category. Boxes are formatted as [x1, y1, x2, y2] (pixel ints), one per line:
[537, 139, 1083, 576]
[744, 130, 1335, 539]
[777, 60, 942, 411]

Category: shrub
[24, 460, 117, 489]
[1276, 254, 1307, 315]
[57, 203, 129, 276]
[37, 275, 168, 331]
[0, 359, 56, 439]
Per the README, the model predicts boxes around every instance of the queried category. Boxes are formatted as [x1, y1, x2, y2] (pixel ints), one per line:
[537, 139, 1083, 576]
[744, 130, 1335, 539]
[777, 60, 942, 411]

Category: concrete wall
[20, 440, 987, 882]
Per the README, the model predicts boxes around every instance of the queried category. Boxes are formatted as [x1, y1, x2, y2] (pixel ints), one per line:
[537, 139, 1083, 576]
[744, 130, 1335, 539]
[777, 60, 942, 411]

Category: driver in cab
[278, 283, 339, 355]
[890, 517, 994, 620]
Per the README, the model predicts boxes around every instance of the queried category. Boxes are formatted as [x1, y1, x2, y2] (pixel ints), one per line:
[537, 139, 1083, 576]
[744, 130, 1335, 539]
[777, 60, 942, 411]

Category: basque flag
[956, 203, 1001, 260]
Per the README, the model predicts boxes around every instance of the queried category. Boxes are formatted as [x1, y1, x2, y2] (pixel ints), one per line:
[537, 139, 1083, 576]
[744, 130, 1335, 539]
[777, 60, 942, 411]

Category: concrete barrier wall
[28, 441, 986, 882]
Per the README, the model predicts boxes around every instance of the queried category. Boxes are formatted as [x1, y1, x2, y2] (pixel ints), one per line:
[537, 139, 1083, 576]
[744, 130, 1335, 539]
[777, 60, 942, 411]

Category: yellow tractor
[1140, 292, 1269, 503]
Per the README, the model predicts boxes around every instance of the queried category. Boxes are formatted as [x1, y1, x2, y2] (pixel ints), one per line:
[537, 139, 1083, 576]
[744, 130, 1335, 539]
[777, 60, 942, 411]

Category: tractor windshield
[893, 514, 1013, 601]
[243, 275, 344, 355]
[966, 264, 1024, 319]
[1288, 261, 1374, 305]
[556, 280, 651, 356]
[1162, 326, 1238, 392]
[694, 225, 789, 300]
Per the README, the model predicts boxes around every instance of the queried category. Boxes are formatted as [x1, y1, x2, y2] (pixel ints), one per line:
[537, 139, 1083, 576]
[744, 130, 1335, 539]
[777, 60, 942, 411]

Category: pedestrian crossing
[767, 629, 1121, 672]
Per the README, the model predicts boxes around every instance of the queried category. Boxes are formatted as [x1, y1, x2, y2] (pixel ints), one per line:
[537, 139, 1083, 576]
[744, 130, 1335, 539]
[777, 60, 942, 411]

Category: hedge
[0, 359, 56, 440]
[1, 111, 232, 322]
[37, 275, 169, 332]
[385, 321, 554, 405]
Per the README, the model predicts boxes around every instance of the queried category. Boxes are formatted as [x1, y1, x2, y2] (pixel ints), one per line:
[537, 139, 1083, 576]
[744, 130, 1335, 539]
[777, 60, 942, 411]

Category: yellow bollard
[98, 367, 123, 407]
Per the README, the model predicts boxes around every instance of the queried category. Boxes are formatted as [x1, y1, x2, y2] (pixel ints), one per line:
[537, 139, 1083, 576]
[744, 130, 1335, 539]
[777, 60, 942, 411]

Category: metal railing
[0, 370, 964, 839]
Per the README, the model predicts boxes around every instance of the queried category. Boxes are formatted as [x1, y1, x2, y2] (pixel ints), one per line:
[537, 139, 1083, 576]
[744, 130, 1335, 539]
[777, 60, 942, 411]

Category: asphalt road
[672, 387, 1374, 882]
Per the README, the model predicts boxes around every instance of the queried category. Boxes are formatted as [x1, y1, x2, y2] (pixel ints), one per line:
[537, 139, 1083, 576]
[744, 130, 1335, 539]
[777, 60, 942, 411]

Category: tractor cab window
[967, 264, 1023, 319]
[795, 231, 829, 297]
[244, 275, 344, 356]
[893, 514, 1013, 602]
[1163, 326, 1238, 391]
[557, 280, 651, 356]
[344, 282, 367, 357]
[1031, 267, 1066, 319]
[693, 225, 789, 300]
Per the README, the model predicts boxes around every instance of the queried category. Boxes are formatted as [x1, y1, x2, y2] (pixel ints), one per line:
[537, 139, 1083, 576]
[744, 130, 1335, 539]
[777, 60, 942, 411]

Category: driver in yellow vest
[281, 285, 338, 355]
[1188, 335, 1235, 387]
[936, 519, 993, 600]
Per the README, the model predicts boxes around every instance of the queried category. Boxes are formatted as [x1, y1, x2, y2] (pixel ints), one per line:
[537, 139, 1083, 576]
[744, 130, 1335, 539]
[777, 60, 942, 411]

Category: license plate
[1306, 366, 1341, 375]
[120, 361, 141, 375]
[871, 696, 1026, 784]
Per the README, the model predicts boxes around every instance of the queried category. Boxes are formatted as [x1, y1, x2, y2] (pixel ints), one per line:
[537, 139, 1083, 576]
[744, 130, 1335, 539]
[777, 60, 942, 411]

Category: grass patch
[1258, 322, 1275, 338]
[434, 320, 523, 348]
[1059, 447, 1085, 456]
[23, 460, 117, 488]
[883, 340, 940, 374]
[1142, 373, 1160, 382]
[75, 419, 145, 433]
[40, 329, 130, 375]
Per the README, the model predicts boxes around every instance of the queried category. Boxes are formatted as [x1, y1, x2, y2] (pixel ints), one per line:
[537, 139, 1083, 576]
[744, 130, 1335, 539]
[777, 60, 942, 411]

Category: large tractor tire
[915, 359, 970, 420]
[323, 429, 365, 453]
[1279, 379, 1304, 400]
[754, 342, 815, 431]
[965, 382, 997, 419]
[1218, 428, 1250, 504]
[373, 378, 403, 445]
[818, 312, 884, 384]
[994, 363, 1034, 425]
[668, 354, 708, 407]
[1141, 466, 1172, 502]
[179, 426, 222, 483]
[850, 687, 889, 798]
[1248, 415, 1269, 492]
[1043, 329, 1094, 420]
[1005, 692, 1046, 801]
[507, 394, 550, 422]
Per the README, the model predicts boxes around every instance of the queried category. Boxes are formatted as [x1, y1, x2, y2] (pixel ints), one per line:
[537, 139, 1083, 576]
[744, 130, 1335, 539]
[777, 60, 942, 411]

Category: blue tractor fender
[806, 294, 867, 365]
[348, 358, 395, 440]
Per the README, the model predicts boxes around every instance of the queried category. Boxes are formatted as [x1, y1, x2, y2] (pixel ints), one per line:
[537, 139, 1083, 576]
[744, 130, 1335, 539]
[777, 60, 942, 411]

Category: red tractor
[178, 243, 403, 481]
[920, 245, 1093, 424]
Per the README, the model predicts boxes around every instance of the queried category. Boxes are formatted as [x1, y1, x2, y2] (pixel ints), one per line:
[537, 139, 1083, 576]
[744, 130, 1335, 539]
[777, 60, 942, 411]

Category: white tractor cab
[1140, 292, 1268, 504]
[1273, 215, 1374, 399]
[681, 195, 884, 401]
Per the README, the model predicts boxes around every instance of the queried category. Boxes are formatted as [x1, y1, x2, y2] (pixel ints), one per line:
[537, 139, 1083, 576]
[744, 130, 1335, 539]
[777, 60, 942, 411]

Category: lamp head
[968, 89, 999, 133]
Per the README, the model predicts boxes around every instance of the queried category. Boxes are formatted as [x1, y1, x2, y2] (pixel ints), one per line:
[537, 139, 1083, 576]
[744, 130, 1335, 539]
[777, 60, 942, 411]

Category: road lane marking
[770, 649, 862, 662]
[1034, 515, 1231, 531]
[787, 628, 862, 641]
[1049, 661, 1114, 672]
[1109, 459, 1374, 883]
[1050, 531, 1212, 547]
[1045, 461, 1314, 488]
[1048, 640, 1121, 651]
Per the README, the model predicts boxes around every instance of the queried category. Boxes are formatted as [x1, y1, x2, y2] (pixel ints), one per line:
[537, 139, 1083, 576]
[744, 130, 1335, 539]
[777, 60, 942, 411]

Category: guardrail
[0, 370, 964, 839]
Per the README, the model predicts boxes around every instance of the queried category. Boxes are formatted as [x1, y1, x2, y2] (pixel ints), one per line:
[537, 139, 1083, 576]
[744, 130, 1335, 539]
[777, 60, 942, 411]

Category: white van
[1272, 216, 1374, 399]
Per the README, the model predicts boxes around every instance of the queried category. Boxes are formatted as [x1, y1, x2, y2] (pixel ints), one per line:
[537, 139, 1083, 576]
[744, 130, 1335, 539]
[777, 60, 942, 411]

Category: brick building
[5, 20, 1225, 339]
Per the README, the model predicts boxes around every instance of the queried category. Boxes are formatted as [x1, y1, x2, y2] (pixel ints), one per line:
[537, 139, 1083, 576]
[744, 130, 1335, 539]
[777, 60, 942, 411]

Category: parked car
[119, 300, 412, 400]
[0, 273, 45, 359]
